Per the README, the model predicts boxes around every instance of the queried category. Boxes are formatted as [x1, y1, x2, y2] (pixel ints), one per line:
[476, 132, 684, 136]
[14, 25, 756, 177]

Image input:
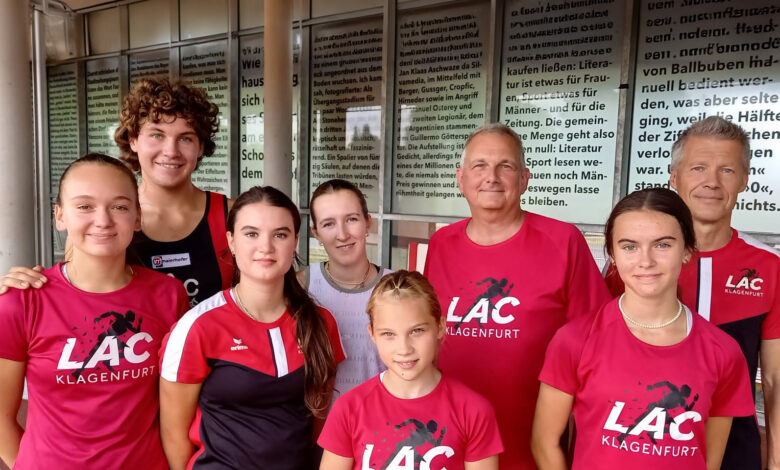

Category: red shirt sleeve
[538, 320, 586, 396]
[0, 290, 29, 361]
[710, 333, 758, 418]
[564, 227, 611, 322]
[760, 260, 780, 340]
[159, 314, 212, 383]
[317, 392, 354, 458]
[463, 392, 504, 462]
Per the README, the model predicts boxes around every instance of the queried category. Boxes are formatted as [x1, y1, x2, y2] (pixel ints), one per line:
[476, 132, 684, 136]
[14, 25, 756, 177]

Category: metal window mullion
[614, 0, 641, 206]
[377, 0, 397, 268]
[228, 0, 240, 199]
[118, 4, 130, 97]
[169, 0, 180, 77]
[297, 0, 313, 262]
[33, 8, 53, 267]
[76, 61, 87, 156]
[486, 0, 503, 124]
[298, 0, 312, 209]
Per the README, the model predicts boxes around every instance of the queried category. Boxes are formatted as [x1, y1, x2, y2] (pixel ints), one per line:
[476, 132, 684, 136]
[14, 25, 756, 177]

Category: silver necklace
[232, 286, 257, 321]
[61, 263, 133, 284]
[325, 261, 372, 288]
[619, 294, 683, 329]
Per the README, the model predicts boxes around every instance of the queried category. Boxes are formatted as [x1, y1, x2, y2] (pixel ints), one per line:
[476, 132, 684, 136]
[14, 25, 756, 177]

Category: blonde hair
[366, 270, 442, 328]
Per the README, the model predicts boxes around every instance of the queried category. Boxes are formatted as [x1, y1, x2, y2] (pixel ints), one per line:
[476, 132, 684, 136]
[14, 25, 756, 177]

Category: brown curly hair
[114, 77, 220, 172]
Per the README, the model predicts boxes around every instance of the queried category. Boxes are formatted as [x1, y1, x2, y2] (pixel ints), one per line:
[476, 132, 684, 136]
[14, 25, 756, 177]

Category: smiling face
[457, 132, 530, 216]
[369, 294, 445, 388]
[55, 163, 140, 259]
[311, 189, 371, 268]
[611, 209, 690, 300]
[227, 201, 299, 284]
[670, 136, 748, 228]
[129, 115, 204, 189]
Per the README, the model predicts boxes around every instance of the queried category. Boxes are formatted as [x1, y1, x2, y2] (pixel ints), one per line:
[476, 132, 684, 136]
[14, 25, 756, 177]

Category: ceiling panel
[61, 0, 118, 10]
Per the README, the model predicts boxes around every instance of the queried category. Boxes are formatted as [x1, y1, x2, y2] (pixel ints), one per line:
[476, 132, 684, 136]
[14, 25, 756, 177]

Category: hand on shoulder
[0, 265, 47, 295]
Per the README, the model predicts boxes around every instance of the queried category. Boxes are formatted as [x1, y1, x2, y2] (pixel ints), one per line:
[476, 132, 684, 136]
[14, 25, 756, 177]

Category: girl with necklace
[0, 154, 188, 469]
[301, 179, 391, 402]
[159, 186, 345, 470]
[531, 188, 754, 470]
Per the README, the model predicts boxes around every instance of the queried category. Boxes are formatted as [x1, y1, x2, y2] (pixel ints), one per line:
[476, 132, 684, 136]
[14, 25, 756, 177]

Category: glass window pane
[181, 41, 231, 195]
[239, 0, 305, 27]
[180, 0, 228, 39]
[238, 33, 301, 197]
[130, 50, 170, 85]
[44, 12, 85, 60]
[85, 58, 121, 157]
[585, 233, 607, 272]
[47, 64, 81, 197]
[628, 0, 780, 233]
[312, 0, 383, 18]
[309, 18, 383, 211]
[392, 2, 489, 216]
[239, 0, 263, 29]
[390, 220, 443, 272]
[129, 0, 171, 48]
[47, 63, 81, 254]
[87, 8, 121, 54]
[499, 0, 624, 224]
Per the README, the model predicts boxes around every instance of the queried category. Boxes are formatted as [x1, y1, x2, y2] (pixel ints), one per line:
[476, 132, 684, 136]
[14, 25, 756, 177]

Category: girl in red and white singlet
[159, 186, 345, 470]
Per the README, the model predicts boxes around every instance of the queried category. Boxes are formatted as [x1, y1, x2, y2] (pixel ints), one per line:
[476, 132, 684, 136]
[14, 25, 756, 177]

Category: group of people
[0, 76, 776, 470]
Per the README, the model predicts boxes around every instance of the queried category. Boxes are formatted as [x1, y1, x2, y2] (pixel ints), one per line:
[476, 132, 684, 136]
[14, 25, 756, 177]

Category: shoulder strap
[206, 192, 234, 289]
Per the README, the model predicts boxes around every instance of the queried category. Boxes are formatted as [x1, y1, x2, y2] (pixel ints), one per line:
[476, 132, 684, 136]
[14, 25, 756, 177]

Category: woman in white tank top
[302, 179, 391, 401]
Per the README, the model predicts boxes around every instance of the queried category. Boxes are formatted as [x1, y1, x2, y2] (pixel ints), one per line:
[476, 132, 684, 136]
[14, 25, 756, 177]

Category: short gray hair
[460, 123, 526, 170]
[670, 116, 750, 172]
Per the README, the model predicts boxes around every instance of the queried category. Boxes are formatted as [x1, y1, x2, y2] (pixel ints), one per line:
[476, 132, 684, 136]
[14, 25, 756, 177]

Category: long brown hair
[227, 186, 336, 417]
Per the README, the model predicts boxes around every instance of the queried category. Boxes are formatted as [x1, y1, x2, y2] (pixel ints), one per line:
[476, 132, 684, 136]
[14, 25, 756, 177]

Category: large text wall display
[392, 2, 489, 216]
[48, 63, 80, 196]
[47, 63, 80, 252]
[310, 19, 383, 211]
[181, 41, 231, 195]
[239, 34, 302, 195]
[85, 58, 121, 157]
[500, 0, 625, 224]
[130, 50, 170, 85]
[629, 0, 780, 233]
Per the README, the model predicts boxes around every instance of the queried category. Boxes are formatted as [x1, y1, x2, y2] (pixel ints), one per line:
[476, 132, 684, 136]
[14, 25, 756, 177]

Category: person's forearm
[161, 431, 194, 470]
[765, 379, 780, 469]
[531, 442, 568, 470]
[0, 418, 23, 468]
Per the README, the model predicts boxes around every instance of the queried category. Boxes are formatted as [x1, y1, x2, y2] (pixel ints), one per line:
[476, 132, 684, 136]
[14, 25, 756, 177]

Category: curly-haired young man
[114, 77, 234, 306]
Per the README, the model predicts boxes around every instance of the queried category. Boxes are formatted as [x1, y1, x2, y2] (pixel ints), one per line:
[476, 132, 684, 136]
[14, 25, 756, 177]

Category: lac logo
[725, 268, 764, 297]
[152, 256, 163, 268]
